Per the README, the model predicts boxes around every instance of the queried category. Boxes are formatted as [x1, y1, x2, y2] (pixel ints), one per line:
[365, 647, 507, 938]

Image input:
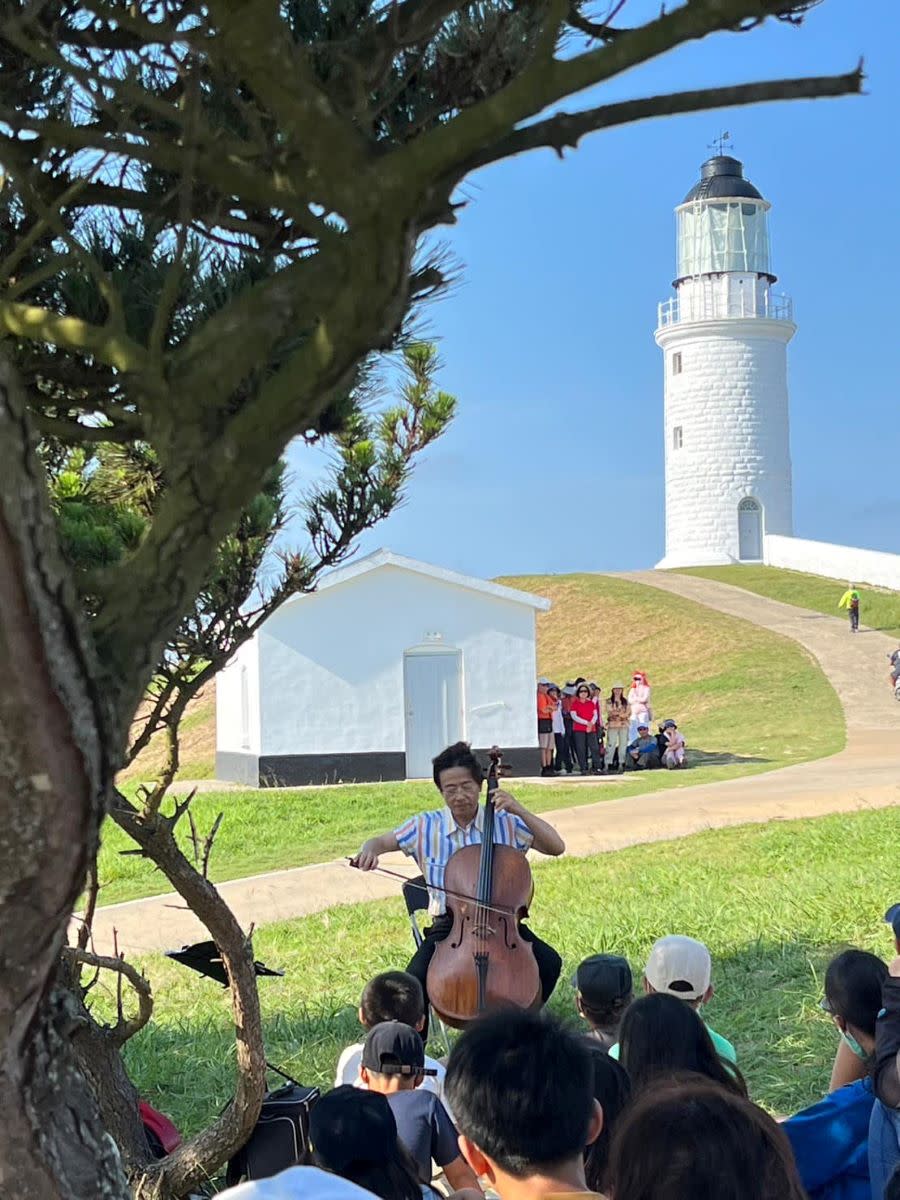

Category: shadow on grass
[688, 748, 771, 767]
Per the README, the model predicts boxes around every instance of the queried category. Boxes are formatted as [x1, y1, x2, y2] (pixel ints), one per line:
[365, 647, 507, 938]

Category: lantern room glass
[677, 200, 771, 278]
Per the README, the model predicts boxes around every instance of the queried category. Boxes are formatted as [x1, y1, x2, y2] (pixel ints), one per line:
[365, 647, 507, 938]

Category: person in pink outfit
[627, 671, 652, 741]
[659, 719, 686, 769]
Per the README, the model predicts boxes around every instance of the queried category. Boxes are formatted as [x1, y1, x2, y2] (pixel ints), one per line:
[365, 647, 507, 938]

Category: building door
[403, 650, 463, 779]
[738, 497, 762, 561]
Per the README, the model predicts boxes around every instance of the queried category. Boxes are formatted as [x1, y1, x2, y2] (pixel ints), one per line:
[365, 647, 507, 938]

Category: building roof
[683, 155, 764, 203]
[306, 548, 552, 611]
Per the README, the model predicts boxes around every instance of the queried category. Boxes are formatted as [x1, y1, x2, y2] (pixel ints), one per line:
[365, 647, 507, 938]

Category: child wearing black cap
[360, 1022, 481, 1194]
[574, 954, 634, 1053]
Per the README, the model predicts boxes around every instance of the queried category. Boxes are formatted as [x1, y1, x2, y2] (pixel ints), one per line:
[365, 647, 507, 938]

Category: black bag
[225, 1065, 319, 1187]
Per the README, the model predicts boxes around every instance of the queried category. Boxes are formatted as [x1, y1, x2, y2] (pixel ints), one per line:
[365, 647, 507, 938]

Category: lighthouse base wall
[655, 549, 749, 570]
[764, 535, 900, 591]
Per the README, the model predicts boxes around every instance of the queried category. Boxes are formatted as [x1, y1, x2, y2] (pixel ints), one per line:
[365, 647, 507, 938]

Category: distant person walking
[838, 584, 861, 633]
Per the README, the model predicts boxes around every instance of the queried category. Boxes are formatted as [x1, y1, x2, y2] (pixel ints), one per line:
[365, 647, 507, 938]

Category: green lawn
[118, 807, 898, 1158]
[678, 565, 900, 639]
[99, 574, 844, 907]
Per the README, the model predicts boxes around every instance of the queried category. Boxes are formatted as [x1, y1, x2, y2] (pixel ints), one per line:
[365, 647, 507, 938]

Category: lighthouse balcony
[658, 290, 792, 327]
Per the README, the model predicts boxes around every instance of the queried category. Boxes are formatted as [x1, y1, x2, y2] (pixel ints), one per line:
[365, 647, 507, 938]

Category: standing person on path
[536, 679, 556, 776]
[627, 671, 652, 740]
[839, 584, 861, 633]
[562, 685, 577, 773]
[588, 683, 605, 772]
[605, 684, 630, 774]
[572, 684, 602, 775]
[549, 685, 570, 775]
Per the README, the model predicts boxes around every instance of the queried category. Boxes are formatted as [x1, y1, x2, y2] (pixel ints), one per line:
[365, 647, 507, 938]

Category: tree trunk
[67, 994, 153, 1176]
[0, 361, 129, 1198]
[0, 987, 129, 1198]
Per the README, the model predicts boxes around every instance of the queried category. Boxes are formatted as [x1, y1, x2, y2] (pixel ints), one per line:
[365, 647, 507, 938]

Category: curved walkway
[86, 574, 900, 957]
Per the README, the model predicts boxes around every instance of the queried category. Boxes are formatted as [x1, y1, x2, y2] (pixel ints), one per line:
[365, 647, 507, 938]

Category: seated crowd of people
[536, 674, 686, 777]
[223, 909, 900, 1200]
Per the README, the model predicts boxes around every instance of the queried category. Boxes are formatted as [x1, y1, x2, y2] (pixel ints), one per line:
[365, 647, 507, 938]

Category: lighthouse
[655, 154, 795, 568]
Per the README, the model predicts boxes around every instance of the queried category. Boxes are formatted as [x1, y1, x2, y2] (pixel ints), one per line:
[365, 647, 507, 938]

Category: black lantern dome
[683, 156, 765, 204]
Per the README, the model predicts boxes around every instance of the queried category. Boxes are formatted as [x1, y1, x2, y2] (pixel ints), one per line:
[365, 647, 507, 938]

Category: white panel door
[403, 651, 463, 779]
[738, 498, 762, 561]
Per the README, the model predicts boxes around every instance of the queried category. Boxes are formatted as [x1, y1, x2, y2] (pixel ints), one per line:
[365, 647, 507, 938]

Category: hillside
[122, 571, 844, 785]
[678, 565, 900, 639]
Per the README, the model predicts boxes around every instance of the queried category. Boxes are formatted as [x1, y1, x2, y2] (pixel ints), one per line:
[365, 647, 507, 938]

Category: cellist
[352, 741, 565, 1022]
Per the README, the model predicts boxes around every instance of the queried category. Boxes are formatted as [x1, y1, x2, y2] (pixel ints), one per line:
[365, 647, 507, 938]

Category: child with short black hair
[334, 971, 447, 1105]
[444, 1009, 603, 1199]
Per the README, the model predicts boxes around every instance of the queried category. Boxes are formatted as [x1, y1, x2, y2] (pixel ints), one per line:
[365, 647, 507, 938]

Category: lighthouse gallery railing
[657, 291, 793, 327]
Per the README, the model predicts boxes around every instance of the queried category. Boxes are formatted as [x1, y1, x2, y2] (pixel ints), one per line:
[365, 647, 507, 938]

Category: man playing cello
[352, 741, 565, 1023]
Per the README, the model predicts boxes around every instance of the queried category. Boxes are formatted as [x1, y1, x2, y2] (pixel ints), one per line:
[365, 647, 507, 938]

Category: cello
[426, 747, 541, 1029]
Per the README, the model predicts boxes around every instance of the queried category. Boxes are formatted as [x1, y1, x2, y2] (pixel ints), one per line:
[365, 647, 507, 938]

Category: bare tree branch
[401, 0, 852, 182]
[110, 789, 266, 1196]
[461, 67, 865, 171]
[62, 948, 154, 1048]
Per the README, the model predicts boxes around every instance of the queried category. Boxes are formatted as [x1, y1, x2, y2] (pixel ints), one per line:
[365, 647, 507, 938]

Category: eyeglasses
[441, 782, 480, 798]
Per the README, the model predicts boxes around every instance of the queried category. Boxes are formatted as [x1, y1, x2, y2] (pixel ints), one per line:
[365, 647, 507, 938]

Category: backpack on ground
[225, 1065, 319, 1187]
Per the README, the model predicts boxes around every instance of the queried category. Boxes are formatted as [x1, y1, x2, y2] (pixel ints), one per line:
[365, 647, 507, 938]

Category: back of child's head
[824, 948, 887, 1039]
[608, 1076, 807, 1200]
[445, 1008, 594, 1178]
[584, 1047, 632, 1194]
[619, 993, 747, 1098]
[310, 1086, 421, 1200]
[360, 971, 425, 1029]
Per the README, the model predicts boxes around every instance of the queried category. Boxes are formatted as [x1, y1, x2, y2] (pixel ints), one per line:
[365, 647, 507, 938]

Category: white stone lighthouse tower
[655, 154, 795, 568]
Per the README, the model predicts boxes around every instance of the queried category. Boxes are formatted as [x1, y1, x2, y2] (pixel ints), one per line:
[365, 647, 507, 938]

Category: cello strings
[344, 859, 518, 919]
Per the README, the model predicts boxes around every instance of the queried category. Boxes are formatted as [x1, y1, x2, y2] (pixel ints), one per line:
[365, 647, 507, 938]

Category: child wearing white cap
[610, 935, 736, 1066]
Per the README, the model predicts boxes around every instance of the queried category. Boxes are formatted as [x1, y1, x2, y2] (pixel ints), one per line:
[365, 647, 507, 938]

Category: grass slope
[119, 808, 898, 1150]
[678, 565, 900, 639]
[119, 685, 216, 785]
[97, 574, 843, 906]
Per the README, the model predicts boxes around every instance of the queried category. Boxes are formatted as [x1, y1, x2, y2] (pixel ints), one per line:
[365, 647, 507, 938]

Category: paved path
[85, 575, 900, 957]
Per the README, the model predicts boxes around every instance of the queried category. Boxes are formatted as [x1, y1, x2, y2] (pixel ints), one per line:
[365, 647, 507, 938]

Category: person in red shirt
[571, 684, 602, 775]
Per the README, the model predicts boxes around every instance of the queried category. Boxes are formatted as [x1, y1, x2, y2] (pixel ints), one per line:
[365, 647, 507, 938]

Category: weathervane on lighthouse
[654, 149, 796, 569]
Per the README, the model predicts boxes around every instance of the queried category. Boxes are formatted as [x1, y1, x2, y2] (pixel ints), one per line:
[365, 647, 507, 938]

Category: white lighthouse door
[738, 498, 762, 561]
[403, 650, 463, 779]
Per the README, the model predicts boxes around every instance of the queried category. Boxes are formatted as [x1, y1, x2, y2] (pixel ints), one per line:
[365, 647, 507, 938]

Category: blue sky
[288, 0, 900, 577]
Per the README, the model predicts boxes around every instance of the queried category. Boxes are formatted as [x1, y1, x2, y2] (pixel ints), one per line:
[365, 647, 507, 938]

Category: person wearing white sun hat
[609, 935, 736, 1068]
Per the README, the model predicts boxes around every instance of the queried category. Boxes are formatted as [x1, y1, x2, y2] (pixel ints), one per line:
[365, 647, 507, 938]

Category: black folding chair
[401, 874, 451, 1057]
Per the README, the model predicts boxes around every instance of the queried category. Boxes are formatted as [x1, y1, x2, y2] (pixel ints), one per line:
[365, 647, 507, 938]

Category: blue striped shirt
[394, 805, 533, 915]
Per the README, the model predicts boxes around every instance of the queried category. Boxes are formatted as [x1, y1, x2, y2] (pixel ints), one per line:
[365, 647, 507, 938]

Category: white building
[655, 155, 795, 568]
[215, 549, 550, 787]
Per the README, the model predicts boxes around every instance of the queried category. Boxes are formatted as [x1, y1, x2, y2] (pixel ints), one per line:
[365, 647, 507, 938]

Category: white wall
[655, 318, 794, 568]
[256, 565, 539, 756]
[215, 637, 261, 754]
[764, 535, 900, 591]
